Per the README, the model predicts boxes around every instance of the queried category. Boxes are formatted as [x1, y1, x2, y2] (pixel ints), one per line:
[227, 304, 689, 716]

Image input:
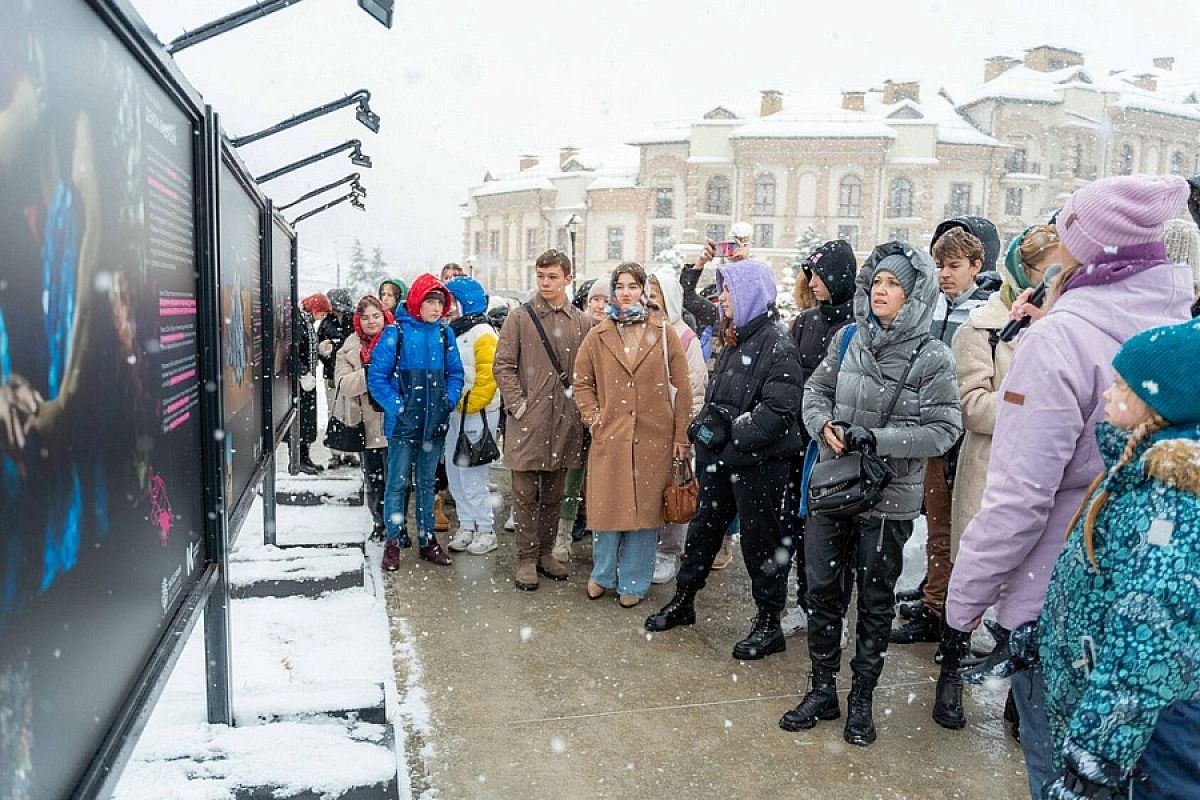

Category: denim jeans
[1136, 698, 1200, 799]
[1011, 666, 1053, 800]
[444, 409, 500, 533]
[591, 529, 658, 598]
[384, 436, 444, 547]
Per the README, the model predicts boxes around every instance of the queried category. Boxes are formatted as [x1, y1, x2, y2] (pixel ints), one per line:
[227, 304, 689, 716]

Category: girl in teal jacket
[1040, 319, 1200, 800]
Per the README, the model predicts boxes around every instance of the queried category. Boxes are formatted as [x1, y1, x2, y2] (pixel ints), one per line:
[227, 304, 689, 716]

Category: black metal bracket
[255, 139, 372, 184]
[277, 173, 365, 212]
[291, 192, 365, 225]
[168, 0, 393, 54]
[230, 90, 378, 147]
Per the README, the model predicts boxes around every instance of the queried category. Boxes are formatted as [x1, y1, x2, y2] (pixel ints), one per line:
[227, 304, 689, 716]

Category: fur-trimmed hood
[1144, 436, 1200, 496]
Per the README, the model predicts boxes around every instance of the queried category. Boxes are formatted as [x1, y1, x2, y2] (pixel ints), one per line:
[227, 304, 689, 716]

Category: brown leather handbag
[663, 458, 698, 524]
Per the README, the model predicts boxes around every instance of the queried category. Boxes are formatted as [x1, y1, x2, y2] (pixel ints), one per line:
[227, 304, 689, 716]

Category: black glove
[690, 404, 735, 452]
[842, 425, 877, 453]
[1043, 740, 1127, 800]
[963, 620, 1039, 684]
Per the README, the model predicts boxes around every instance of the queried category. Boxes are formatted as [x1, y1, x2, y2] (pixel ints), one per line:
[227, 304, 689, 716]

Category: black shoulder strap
[987, 328, 1001, 363]
[523, 302, 571, 389]
[880, 337, 930, 427]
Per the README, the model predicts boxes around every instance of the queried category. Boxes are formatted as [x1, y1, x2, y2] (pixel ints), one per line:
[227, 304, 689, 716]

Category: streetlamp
[565, 213, 582, 293]
[255, 139, 372, 184]
[276, 173, 365, 213]
[291, 192, 366, 225]
[168, 0, 394, 54]
[230, 90, 379, 148]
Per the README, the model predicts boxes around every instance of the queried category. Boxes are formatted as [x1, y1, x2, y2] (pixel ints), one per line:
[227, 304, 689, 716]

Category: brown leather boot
[434, 493, 451, 533]
[515, 559, 539, 591]
[537, 553, 568, 581]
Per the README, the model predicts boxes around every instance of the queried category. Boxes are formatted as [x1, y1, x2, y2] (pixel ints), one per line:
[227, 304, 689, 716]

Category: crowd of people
[290, 174, 1200, 799]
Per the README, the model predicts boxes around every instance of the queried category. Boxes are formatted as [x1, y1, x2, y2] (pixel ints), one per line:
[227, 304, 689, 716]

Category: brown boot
[515, 559, 539, 591]
[434, 492, 450, 533]
[538, 553, 568, 581]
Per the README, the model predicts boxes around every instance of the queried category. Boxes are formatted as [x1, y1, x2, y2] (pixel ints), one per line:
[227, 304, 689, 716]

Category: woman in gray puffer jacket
[779, 241, 962, 747]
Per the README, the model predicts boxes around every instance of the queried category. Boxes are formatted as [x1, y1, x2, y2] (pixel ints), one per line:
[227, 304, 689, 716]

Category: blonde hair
[1018, 224, 1060, 270]
[1067, 412, 1168, 570]
[793, 271, 817, 311]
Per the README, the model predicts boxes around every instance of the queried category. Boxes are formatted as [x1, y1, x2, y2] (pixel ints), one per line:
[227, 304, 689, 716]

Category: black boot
[732, 609, 786, 660]
[779, 677, 840, 731]
[843, 679, 876, 746]
[296, 444, 323, 476]
[932, 622, 972, 730]
[370, 523, 387, 542]
[644, 590, 696, 632]
[894, 578, 925, 603]
[1003, 689, 1021, 743]
[889, 602, 942, 644]
[897, 599, 925, 620]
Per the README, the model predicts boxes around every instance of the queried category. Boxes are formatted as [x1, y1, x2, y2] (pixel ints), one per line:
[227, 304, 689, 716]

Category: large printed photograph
[271, 220, 295, 436]
[0, 0, 206, 796]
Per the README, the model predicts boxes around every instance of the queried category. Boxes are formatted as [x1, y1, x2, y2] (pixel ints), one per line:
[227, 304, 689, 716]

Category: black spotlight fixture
[276, 173, 364, 212]
[291, 192, 367, 225]
[357, 0, 395, 28]
[169, 0, 393, 54]
[230, 90, 379, 147]
[256, 139, 373, 184]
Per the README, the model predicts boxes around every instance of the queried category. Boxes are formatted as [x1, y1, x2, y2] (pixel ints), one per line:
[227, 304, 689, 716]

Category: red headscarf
[405, 273, 454, 320]
[353, 295, 395, 366]
[301, 293, 332, 315]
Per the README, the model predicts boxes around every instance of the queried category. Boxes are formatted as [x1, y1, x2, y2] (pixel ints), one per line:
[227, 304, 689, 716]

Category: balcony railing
[944, 203, 983, 218]
[1005, 161, 1041, 175]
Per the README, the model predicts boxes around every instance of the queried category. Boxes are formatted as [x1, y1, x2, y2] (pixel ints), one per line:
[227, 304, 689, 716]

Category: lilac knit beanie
[1058, 175, 1189, 266]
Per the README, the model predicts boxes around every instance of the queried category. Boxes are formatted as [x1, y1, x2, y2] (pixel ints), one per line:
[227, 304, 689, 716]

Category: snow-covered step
[229, 546, 365, 598]
[273, 504, 369, 548]
[234, 680, 386, 725]
[276, 474, 365, 507]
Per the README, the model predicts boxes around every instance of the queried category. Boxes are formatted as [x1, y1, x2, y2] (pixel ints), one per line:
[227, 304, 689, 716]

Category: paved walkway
[383, 468, 1030, 800]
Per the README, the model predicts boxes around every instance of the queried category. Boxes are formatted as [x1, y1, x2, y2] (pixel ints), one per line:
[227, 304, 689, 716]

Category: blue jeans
[591, 529, 657, 598]
[1012, 666, 1054, 799]
[384, 437, 444, 547]
[1134, 699, 1200, 799]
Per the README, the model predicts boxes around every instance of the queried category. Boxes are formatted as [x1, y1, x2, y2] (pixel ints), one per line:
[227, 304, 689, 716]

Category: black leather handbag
[807, 339, 929, 519]
[323, 415, 366, 453]
[452, 407, 501, 467]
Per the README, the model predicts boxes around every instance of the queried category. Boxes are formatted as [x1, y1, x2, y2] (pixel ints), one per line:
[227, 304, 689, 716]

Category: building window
[488, 231, 500, 259]
[654, 187, 675, 218]
[1006, 148, 1027, 173]
[474, 231, 483, 257]
[887, 178, 913, 217]
[1072, 143, 1085, 177]
[556, 226, 569, 253]
[888, 228, 909, 243]
[1119, 144, 1135, 176]
[1170, 151, 1186, 175]
[1005, 188, 1024, 216]
[753, 173, 776, 215]
[836, 225, 859, 249]
[652, 226, 672, 256]
[525, 228, 538, 259]
[705, 223, 726, 243]
[753, 224, 774, 248]
[949, 183, 972, 216]
[606, 227, 624, 261]
[838, 175, 862, 217]
[705, 175, 731, 215]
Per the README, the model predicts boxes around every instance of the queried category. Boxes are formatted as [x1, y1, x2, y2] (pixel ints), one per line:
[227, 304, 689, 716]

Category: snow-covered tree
[343, 239, 389, 296]
[776, 226, 824, 324]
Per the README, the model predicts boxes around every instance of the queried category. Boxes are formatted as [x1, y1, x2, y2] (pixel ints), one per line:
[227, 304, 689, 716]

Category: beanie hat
[804, 240, 857, 305]
[588, 279, 609, 299]
[327, 288, 354, 314]
[1162, 219, 1200, 290]
[1113, 320, 1200, 425]
[872, 253, 918, 297]
[1058, 175, 1189, 267]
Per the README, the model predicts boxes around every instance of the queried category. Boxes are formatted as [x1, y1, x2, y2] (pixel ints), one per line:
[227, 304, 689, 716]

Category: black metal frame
[71, 1, 233, 797]
[255, 138, 372, 183]
[267, 211, 299, 448]
[291, 191, 365, 225]
[230, 89, 377, 147]
[277, 172, 365, 213]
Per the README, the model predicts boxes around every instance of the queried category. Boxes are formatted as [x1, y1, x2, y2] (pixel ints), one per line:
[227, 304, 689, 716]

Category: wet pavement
[382, 467, 1030, 800]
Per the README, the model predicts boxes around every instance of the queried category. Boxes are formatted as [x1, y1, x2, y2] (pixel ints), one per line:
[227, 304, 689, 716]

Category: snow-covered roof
[627, 122, 692, 146]
[471, 175, 555, 198]
[587, 173, 639, 190]
[729, 105, 896, 140]
[865, 90, 999, 147]
[955, 64, 1085, 108]
[472, 144, 640, 198]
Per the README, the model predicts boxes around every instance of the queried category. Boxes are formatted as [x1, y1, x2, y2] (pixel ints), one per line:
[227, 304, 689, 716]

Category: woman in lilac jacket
[945, 175, 1194, 799]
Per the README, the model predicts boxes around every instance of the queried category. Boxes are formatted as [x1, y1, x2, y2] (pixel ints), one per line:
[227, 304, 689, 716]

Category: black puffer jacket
[679, 265, 718, 330]
[691, 312, 804, 467]
[790, 241, 857, 393]
[316, 312, 354, 379]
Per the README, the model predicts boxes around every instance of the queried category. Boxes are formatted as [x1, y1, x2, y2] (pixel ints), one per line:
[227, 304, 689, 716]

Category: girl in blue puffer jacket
[1040, 319, 1200, 800]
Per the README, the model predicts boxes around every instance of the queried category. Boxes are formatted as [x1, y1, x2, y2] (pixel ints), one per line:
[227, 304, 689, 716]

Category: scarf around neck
[354, 303, 396, 366]
[606, 301, 647, 325]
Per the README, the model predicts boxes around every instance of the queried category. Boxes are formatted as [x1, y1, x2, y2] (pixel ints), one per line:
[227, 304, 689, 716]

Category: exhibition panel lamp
[230, 90, 380, 148]
[168, 0, 394, 54]
[290, 192, 366, 226]
[275, 173, 366, 213]
[255, 139, 373, 184]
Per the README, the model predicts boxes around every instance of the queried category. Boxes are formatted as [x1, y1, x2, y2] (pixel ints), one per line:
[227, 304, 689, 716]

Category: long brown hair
[1067, 413, 1168, 570]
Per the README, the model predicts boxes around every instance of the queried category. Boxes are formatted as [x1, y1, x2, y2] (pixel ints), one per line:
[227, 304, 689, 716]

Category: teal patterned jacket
[1039, 420, 1200, 777]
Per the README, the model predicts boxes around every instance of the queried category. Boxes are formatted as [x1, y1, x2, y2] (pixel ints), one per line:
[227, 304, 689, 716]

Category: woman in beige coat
[950, 225, 1061, 556]
[573, 263, 691, 607]
[334, 295, 393, 539]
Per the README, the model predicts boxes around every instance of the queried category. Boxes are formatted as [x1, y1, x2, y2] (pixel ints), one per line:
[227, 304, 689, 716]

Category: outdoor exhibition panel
[269, 212, 298, 445]
[0, 0, 214, 796]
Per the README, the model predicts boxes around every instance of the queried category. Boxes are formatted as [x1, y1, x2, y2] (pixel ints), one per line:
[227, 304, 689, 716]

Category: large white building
[462, 45, 1200, 291]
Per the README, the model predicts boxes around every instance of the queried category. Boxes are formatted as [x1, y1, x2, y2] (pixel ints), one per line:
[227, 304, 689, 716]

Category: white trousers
[444, 408, 501, 532]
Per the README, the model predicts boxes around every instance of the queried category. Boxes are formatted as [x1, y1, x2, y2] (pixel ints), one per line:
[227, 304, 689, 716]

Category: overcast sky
[135, 0, 1198, 288]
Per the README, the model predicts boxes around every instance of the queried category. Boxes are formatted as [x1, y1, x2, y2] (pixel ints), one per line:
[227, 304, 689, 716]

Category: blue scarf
[606, 302, 647, 325]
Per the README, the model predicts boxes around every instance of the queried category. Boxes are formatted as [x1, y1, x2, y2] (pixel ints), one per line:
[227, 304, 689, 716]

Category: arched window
[1118, 144, 1135, 176]
[1170, 150, 1186, 175]
[838, 175, 862, 217]
[705, 175, 731, 215]
[888, 178, 913, 218]
[753, 172, 776, 215]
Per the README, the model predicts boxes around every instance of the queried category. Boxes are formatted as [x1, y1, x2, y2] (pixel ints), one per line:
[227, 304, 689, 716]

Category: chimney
[519, 154, 539, 172]
[1153, 56, 1175, 71]
[841, 90, 865, 111]
[883, 79, 920, 105]
[985, 56, 1020, 82]
[1133, 73, 1158, 92]
[558, 146, 580, 169]
[759, 89, 783, 117]
[1023, 45, 1084, 72]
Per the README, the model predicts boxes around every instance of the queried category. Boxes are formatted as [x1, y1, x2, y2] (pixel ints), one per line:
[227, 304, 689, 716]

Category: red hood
[405, 273, 454, 320]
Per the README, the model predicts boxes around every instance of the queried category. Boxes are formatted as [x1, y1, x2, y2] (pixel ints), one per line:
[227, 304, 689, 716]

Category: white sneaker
[503, 510, 516, 531]
[780, 606, 808, 636]
[467, 531, 497, 555]
[841, 619, 850, 649]
[448, 526, 474, 552]
[651, 552, 678, 584]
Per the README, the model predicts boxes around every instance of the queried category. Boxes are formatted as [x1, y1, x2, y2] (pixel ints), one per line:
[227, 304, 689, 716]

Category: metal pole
[230, 91, 373, 148]
[261, 203, 278, 548]
[569, 229, 577, 295]
[255, 140, 366, 184]
[168, 0, 307, 54]
[291, 192, 362, 225]
[277, 173, 362, 213]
